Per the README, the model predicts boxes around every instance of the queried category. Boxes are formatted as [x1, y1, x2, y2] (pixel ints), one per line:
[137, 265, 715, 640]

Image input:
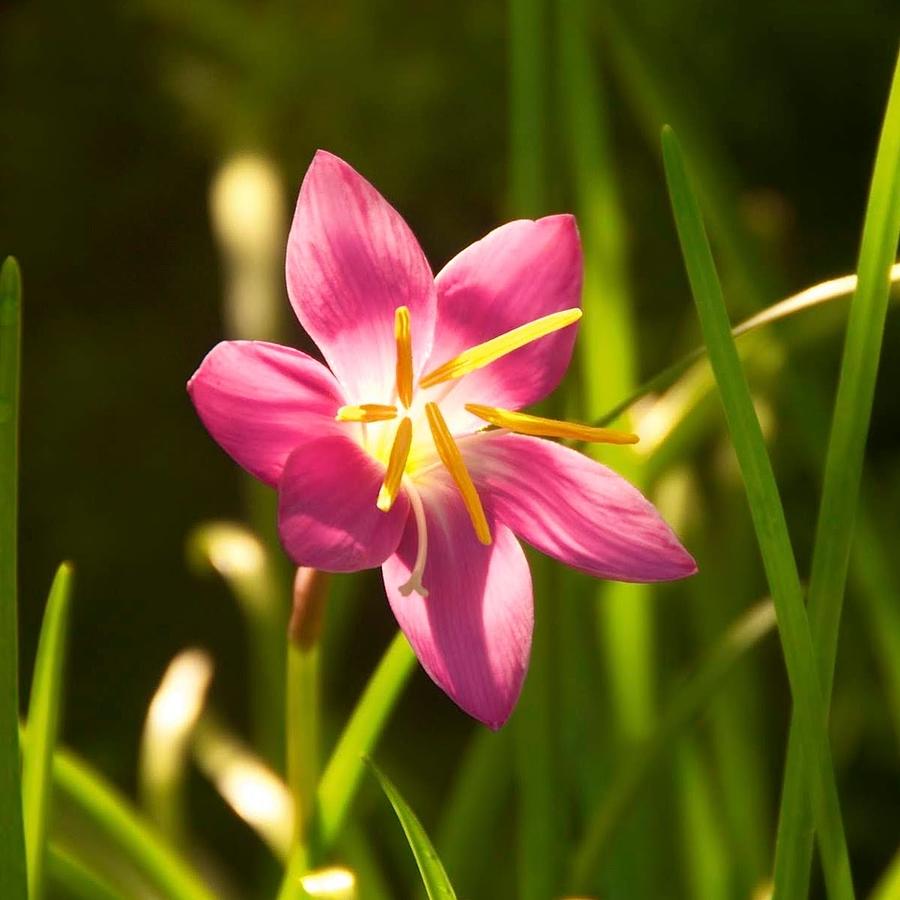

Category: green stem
[0, 257, 27, 900]
[773, 49, 900, 900]
[315, 630, 416, 851]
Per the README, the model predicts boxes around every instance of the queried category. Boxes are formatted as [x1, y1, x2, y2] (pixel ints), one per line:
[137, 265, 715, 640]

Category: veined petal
[427, 215, 582, 432]
[278, 431, 410, 572]
[187, 340, 345, 486]
[467, 433, 697, 582]
[286, 151, 437, 402]
[382, 473, 532, 729]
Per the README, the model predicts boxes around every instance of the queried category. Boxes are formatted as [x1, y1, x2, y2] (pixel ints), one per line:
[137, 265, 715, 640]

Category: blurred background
[2, 0, 900, 897]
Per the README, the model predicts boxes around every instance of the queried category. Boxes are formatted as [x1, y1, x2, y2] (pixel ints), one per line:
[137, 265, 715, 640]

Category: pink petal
[467, 433, 697, 582]
[188, 340, 345, 486]
[278, 430, 410, 572]
[286, 151, 437, 403]
[382, 475, 533, 728]
[426, 215, 582, 432]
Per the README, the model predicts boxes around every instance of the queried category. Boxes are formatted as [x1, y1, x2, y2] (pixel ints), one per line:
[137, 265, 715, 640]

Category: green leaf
[365, 758, 457, 900]
[315, 631, 416, 850]
[570, 600, 775, 890]
[661, 125, 855, 900]
[773, 48, 900, 900]
[22, 563, 74, 900]
[0, 256, 28, 900]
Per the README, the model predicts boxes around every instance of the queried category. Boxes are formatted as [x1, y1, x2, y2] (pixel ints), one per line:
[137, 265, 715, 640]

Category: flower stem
[277, 569, 328, 899]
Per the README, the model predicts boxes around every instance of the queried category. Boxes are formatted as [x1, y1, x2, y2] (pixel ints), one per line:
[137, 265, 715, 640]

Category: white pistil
[399, 479, 429, 598]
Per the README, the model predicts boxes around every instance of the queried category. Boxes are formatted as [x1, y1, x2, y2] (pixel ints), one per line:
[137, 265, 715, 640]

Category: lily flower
[188, 151, 696, 728]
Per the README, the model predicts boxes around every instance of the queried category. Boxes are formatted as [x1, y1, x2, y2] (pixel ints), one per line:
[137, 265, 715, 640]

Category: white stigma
[399, 479, 429, 598]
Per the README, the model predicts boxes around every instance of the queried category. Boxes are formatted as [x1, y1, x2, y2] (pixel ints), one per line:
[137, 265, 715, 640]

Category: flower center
[333, 305, 637, 597]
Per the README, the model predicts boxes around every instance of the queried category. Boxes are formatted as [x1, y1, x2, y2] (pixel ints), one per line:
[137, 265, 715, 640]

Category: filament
[399, 480, 429, 597]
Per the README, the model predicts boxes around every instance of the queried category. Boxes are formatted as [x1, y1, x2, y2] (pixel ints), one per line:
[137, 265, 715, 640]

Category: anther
[335, 404, 398, 423]
[377, 417, 413, 512]
[418, 307, 582, 389]
[466, 404, 639, 444]
[424, 402, 491, 545]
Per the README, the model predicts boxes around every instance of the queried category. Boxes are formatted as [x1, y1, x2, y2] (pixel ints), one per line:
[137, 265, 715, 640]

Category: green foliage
[0, 257, 27, 900]
[366, 758, 457, 900]
[662, 125, 854, 899]
[22, 563, 74, 900]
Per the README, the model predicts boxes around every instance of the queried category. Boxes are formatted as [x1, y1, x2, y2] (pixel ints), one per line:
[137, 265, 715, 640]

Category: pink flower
[188, 151, 696, 728]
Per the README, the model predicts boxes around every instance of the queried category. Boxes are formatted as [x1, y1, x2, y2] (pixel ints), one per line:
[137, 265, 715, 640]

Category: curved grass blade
[47, 843, 127, 900]
[38, 735, 214, 900]
[570, 599, 775, 890]
[315, 631, 416, 850]
[773, 48, 900, 900]
[365, 758, 457, 900]
[595, 264, 900, 428]
[662, 125, 854, 900]
[0, 257, 28, 900]
[22, 563, 74, 900]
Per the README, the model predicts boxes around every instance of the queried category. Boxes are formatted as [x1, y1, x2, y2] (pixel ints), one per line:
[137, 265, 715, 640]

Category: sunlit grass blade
[871, 846, 900, 900]
[0, 256, 28, 900]
[188, 521, 287, 768]
[22, 563, 74, 900]
[365, 758, 457, 900]
[47, 843, 128, 900]
[594, 265, 900, 428]
[315, 631, 416, 850]
[773, 49, 900, 900]
[40, 735, 215, 900]
[661, 124, 854, 899]
[139, 649, 214, 844]
[570, 599, 776, 890]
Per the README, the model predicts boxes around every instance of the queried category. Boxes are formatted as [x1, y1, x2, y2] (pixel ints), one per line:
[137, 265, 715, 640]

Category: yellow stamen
[424, 402, 491, 545]
[418, 307, 582, 389]
[335, 403, 398, 423]
[394, 306, 414, 408]
[377, 417, 413, 512]
[466, 404, 639, 445]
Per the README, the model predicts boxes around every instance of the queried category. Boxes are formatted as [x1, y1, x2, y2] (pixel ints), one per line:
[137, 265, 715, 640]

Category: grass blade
[22, 563, 74, 900]
[365, 758, 457, 900]
[570, 599, 775, 890]
[315, 631, 416, 850]
[773, 48, 900, 899]
[0, 256, 28, 900]
[44, 738, 214, 900]
[47, 844, 128, 900]
[661, 125, 855, 900]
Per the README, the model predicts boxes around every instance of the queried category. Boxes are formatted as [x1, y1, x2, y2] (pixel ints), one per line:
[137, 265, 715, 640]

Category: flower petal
[188, 340, 345, 486]
[278, 431, 410, 572]
[286, 151, 437, 403]
[467, 433, 697, 582]
[382, 475, 533, 728]
[426, 215, 582, 431]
